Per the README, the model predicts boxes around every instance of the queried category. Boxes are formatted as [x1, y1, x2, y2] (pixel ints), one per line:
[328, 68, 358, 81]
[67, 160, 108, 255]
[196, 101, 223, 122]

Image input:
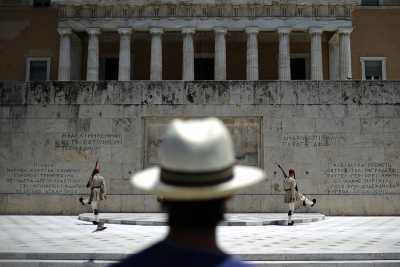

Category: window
[297, 7, 303, 16]
[362, 0, 381, 5]
[138, 7, 143, 17]
[264, 6, 271, 16]
[202, 7, 208, 16]
[313, 6, 319, 17]
[361, 57, 387, 80]
[233, 6, 239, 16]
[186, 6, 192, 16]
[250, 7, 256, 17]
[329, 6, 336, 16]
[33, 0, 50, 7]
[153, 7, 159, 17]
[26, 57, 51, 81]
[218, 7, 223, 17]
[281, 6, 287, 16]
[169, 6, 176, 16]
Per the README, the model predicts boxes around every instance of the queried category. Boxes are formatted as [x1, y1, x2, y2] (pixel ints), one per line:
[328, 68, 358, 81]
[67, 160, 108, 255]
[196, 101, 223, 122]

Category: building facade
[1, 0, 399, 82]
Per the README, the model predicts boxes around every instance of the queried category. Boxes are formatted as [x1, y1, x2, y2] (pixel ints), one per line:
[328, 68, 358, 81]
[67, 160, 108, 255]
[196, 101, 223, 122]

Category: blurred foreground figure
[112, 118, 266, 267]
[79, 160, 107, 231]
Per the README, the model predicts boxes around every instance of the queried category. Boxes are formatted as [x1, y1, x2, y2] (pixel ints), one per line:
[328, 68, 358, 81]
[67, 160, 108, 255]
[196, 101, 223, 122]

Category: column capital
[150, 27, 164, 35]
[87, 27, 100, 35]
[338, 27, 353, 34]
[277, 27, 292, 34]
[214, 27, 227, 34]
[309, 27, 323, 34]
[57, 27, 72, 36]
[182, 27, 196, 35]
[118, 28, 132, 35]
[245, 27, 259, 34]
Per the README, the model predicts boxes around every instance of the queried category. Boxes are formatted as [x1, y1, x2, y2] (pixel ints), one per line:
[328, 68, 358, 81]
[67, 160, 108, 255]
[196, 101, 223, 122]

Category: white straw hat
[131, 118, 266, 201]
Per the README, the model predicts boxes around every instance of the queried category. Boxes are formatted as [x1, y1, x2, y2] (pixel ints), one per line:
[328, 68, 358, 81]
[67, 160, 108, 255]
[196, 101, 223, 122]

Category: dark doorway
[290, 58, 306, 80]
[104, 58, 119, 80]
[194, 58, 214, 80]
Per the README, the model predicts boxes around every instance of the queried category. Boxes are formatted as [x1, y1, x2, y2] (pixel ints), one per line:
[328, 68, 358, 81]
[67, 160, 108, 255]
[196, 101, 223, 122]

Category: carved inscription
[3, 163, 83, 194]
[325, 162, 400, 194]
[55, 133, 122, 151]
[144, 117, 261, 168]
[281, 133, 345, 147]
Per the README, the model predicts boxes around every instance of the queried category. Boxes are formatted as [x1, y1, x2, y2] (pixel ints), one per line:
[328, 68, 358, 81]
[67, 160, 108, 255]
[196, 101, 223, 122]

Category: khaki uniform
[283, 176, 300, 203]
[88, 174, 106, 202]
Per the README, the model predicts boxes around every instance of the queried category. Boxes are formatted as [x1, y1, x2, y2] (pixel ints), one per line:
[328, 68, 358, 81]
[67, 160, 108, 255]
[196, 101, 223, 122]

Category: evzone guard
[276, 163, 317, 226]
[79, 160, 107, 231]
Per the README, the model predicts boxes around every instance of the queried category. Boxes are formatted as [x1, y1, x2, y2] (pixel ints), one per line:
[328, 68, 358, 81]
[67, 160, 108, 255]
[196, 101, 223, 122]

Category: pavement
[0, 214, 400, 266]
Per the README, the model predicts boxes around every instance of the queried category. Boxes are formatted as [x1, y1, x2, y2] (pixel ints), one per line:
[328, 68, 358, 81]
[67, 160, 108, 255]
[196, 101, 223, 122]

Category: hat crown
[159, 118, 235, 172]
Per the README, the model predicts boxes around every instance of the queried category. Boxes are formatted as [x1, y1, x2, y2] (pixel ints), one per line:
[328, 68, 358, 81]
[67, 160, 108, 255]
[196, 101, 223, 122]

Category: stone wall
[1, 80, 400, 215]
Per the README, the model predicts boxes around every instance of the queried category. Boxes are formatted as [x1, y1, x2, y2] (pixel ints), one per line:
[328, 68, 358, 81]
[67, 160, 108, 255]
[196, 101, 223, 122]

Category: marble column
[118, 28, 132, 81]
[338, 27, 353, 80]
[329, 33, 339, 80]
[57, 28, 72, 81]
[150, 27, 163, 81]
[246, 27, 259, 81]
[214, 27, 227, 80]
[278, 27, 291, 81]
[309, 27, 323, 80]
[182, 28, 195, 81]
[86, 28, 100, 81]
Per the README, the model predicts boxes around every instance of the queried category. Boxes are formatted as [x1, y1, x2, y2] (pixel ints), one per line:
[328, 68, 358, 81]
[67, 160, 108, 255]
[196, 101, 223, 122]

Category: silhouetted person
[112, 118, 266, 267]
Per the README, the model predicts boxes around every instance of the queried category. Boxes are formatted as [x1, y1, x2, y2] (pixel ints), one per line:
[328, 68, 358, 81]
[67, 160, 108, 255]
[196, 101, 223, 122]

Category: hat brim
[131, 165, 266, 201]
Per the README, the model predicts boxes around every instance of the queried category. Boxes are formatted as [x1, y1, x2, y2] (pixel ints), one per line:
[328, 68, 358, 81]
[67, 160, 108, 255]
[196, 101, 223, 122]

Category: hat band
[160, 166, 233, 187]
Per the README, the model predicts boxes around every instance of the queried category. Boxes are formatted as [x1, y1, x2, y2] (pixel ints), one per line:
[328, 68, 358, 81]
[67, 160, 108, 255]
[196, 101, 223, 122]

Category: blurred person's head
[131, 118, 266, 230]
[288, 169, 295, 178]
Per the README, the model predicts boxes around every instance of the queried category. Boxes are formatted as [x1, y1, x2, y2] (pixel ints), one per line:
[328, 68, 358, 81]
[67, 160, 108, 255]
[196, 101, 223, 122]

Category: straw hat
[131, 118, 266, 201]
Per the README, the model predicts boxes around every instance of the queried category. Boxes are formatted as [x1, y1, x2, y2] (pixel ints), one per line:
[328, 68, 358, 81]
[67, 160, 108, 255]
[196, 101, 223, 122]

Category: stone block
[161, 81, 185, 104]
[383, 118, 400, 132]
[93, 81, 119, 104]
[9, 106, 28, 119]
[0, 81, 26, 105]
[282, 117, 316, 133]
[360, 118, 385, 134]
[381, 81, 400, 104]
[26, 81, 53, 105]
[279, 81, 298, 104]
[316, 118, 360, 133]
[304, 105, 345, 119]
[360, 81, 384, 104]
[229, 81, 254, 105]
[345, 105, 377, 118]
[0, 106, 10, 118]
[119, 81, 143, 104]
[184, 82, 206, 104]
[254, 81, 279, 104]
[342, 81, 361, 105]
[203, 82, 230, 104]
[74, 81, 94, 104]
[296, 81, 319, 104]
[318, 81, 342, 104]
[142, 82, 162, 105]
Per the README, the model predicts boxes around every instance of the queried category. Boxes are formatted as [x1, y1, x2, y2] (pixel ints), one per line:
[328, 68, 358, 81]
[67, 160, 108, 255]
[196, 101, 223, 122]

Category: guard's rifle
[275, 163, 288, 178]
[86, 160, 99, 188]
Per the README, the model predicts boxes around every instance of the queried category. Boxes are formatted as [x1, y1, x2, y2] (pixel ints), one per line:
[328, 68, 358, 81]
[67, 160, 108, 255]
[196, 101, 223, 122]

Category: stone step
[1, 260, 400, 267]
[78, 212, 325, 226]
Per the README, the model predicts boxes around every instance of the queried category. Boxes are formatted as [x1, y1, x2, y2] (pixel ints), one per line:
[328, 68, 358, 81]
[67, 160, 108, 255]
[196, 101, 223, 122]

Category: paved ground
[78, 213, 325, 226]
[0, 215, 400, 266]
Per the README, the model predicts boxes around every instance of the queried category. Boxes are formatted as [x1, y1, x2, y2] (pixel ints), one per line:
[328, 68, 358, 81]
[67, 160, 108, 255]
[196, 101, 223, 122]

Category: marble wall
[1, 80, 400, 215]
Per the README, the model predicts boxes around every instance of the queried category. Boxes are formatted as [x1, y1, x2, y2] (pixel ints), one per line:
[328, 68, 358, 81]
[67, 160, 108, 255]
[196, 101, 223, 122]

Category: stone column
[182, 28, 195, 81]
[86, 28, 100, 81]
[57, 28, 72, 81]
[246, 27, 259, 81]
[118, 28, 132, 81]
[214, 27, 227, 80]
[338, 27, 353, 80]
[278, 27, 291, 81]
[329, 33, 339, 80]
[150, 28, 163, 81]
[309, 27, 323, 80]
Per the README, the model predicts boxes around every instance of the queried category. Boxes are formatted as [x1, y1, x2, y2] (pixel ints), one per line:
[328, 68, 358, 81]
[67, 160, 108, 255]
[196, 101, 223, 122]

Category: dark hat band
[160, 166, 234, 187]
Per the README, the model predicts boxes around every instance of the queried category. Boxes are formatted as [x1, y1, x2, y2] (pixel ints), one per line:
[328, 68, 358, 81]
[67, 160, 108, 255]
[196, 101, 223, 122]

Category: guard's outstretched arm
[276, 163, 288, 178]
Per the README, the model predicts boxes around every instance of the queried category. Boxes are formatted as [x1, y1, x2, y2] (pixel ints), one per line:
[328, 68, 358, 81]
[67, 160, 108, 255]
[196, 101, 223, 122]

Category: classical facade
[1, 0, 399, 81]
